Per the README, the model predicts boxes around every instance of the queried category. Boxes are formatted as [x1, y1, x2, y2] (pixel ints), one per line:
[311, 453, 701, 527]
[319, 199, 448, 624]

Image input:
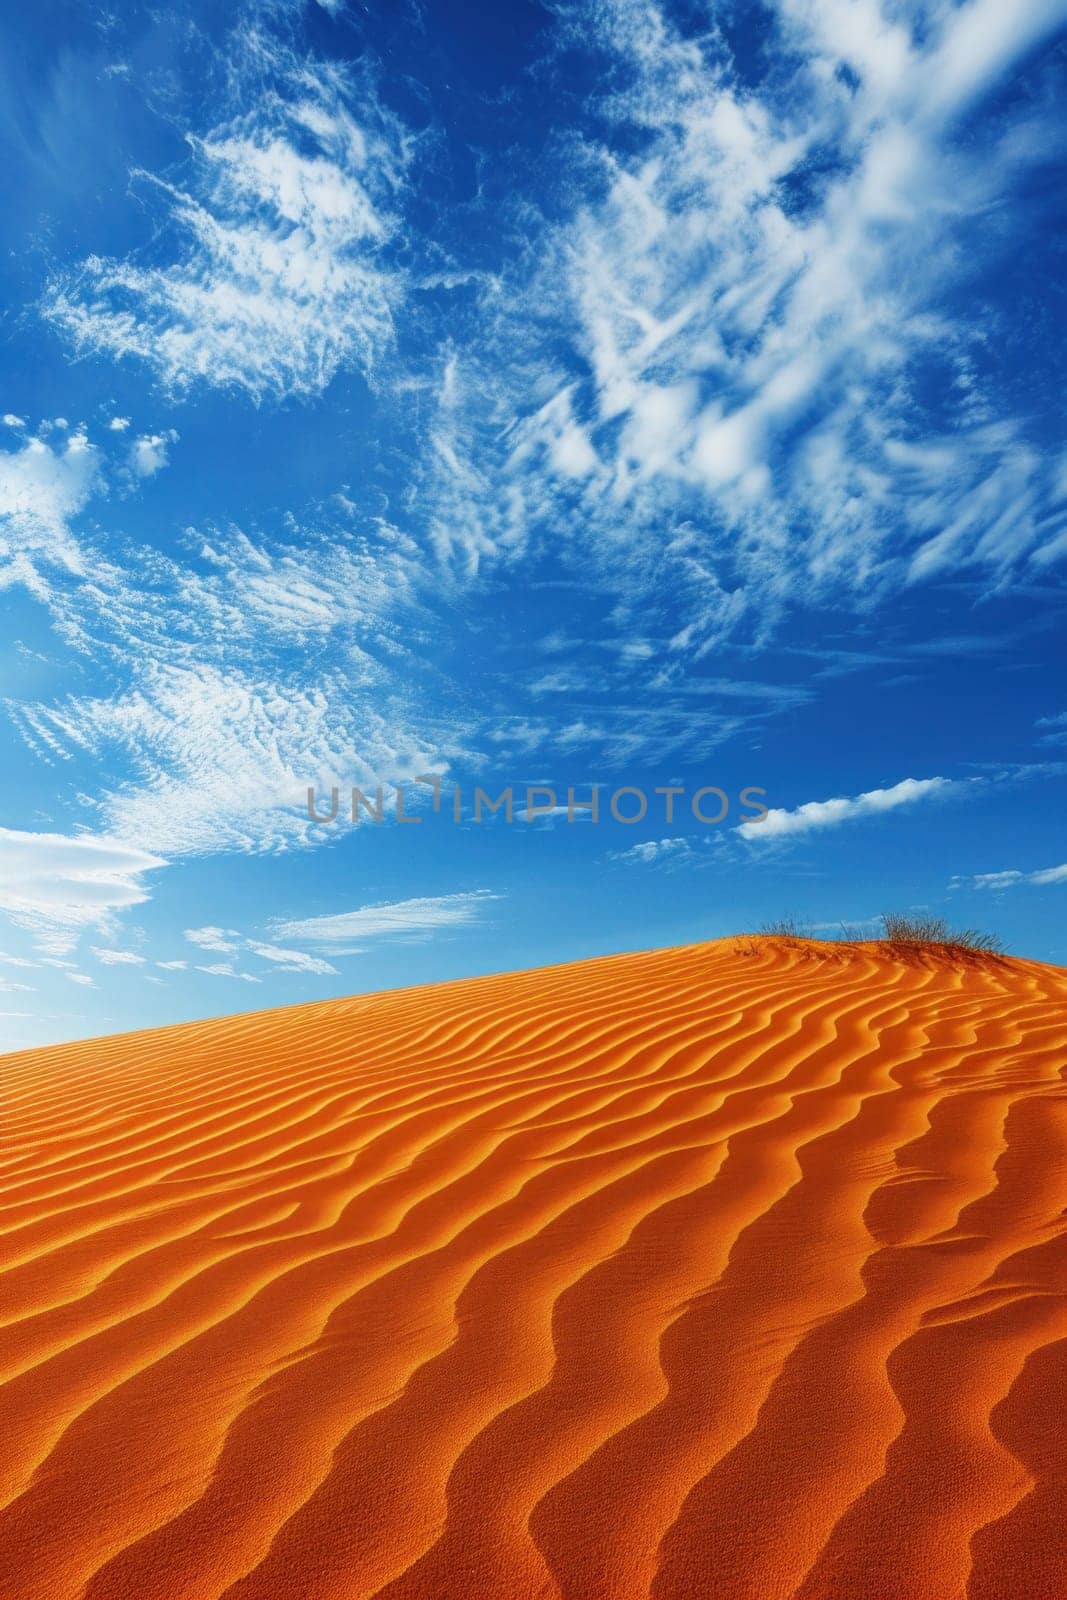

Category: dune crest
[1, 937, 1065, 1599]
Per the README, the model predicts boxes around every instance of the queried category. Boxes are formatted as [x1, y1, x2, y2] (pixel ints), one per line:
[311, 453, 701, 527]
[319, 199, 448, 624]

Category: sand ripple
[1, 938, 1065, 1599]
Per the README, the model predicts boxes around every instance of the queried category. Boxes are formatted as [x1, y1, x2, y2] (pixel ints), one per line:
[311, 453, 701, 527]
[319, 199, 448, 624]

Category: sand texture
[1, 937, 1065, 1599]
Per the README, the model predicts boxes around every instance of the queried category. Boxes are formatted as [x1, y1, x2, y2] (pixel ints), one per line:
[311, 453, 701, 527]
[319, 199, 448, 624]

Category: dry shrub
[878, 912, 1005, 963]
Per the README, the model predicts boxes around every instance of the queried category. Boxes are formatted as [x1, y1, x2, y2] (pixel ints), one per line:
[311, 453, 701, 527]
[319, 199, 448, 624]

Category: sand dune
[1, 936, 1065, 1600]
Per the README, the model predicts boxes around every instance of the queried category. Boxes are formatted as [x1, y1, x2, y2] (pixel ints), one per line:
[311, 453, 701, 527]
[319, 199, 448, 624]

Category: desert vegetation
[757, 913, 811, 940]
[738, 912, 1006, 965]
[877, 912, 1005, 960]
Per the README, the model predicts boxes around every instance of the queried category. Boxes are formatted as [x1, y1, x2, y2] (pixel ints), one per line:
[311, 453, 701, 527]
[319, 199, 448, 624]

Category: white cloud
[1019, 863, 1067, 885]
[1036, 710, 1067, 747]
[184, 925, 240, 953]
[45, 48, 409, 403]
[194, 962, 261, 983]
[0, 431, 100, 589]
[184, 519, 424, 643]
[0, 420, 176, 620]
[273, 890, 499, 945]
[3, 413, 25, 429]
[486, 718, 551, 753]
[610, 836, 691, 865]
[7, 0, 1063, 982]
[5, 466, 457, 885]
[0, 827, 166, 952]
[91, 947, 147, 965]
[66, 971, 95, 987]
[516, 803, 598, 824]
[246, 940, 339, 975]
[156, 959, 188, 970]
[955, 862, 1067, 890]
[6, 478, 440, 862]
[129, 431, 176, 478]
[108, 662, 425, 855]
[192, 953, 259, 979]
[738, 776, 955, 841]
[423, 0, 1067, 644]
[918, 0, 1067, 120]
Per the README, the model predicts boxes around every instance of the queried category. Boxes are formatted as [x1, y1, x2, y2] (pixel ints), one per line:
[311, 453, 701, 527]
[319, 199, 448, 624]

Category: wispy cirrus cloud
[246, 940, 338, 975]
[44, 38, 410, 403]
[952, 862, 1067, 891]
[178, 928, 338, 977]
[13, 654, 452, 857]
[8, 487, 450, 860]
[425, 0, 1067, 643]
[738, 776, 957, 842]
[182, 517, 426, 646]
[140, 897, 496, 981]
[609, 835, 694, 868]
[273, 890, 500, 945]
[195, 962, 261, 983]
[184, 926, 240, 953]
[1035, 711, 1067, 747]
[90, 947, 147, 965]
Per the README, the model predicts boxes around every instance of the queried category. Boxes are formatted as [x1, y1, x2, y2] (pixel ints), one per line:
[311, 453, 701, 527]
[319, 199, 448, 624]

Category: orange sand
[1, 936, 1065, 1600]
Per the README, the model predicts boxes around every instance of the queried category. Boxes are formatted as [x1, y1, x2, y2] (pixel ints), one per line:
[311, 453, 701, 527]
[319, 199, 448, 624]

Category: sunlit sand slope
[1, 937, 1066, 1600]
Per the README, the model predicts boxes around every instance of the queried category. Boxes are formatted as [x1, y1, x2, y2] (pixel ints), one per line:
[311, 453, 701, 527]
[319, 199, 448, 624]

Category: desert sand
[1, 936, 1065, 1600]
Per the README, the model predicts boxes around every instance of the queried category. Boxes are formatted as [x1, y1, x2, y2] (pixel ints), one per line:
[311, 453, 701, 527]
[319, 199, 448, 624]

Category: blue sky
[2, 0, 1066, 1049]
